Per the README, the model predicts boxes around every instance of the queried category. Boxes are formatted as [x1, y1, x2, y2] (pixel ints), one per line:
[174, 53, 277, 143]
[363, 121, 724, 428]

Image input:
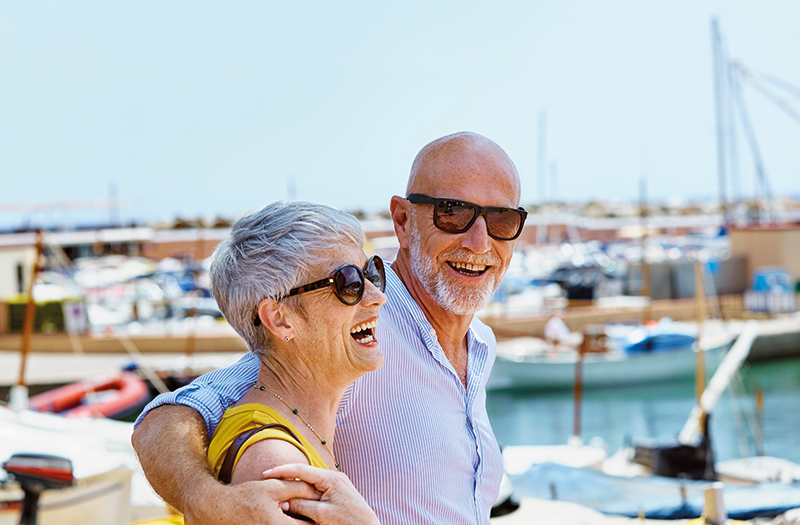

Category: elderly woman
[205, 201, 385, 524]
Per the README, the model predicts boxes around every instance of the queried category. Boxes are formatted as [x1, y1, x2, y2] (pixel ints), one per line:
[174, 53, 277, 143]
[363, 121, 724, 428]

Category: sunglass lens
[365, 256, 386, 292]
[435, 201, 475, 232]
[486, 209, 522, 240]
[335, 266, 364, 304]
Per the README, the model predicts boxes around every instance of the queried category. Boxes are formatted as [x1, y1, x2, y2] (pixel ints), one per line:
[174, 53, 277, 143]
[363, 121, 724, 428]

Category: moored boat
[487, 326, 731, 392]
[28, 372, 151, 420]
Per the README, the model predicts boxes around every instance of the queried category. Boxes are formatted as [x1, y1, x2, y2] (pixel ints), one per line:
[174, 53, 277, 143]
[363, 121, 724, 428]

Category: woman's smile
[350, 317, 379, 345]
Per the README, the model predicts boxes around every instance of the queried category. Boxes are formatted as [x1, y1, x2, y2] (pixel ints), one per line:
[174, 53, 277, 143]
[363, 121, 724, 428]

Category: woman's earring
[285, 336, 290, 341]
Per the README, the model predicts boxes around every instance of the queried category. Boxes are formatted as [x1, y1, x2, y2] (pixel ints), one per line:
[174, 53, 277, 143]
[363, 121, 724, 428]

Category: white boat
[502, 440, 609, 475]
[0, 406, 168, 525]
[487, 322, 732, 391]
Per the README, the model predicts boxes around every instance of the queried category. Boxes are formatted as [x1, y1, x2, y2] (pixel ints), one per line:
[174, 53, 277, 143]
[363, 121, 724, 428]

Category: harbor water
[487, 357, 800, 464]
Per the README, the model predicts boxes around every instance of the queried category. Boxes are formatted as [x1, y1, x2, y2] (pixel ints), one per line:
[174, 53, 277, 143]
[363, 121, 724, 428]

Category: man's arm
[132, 404, 320, 525]
[132, 405, 213, 516]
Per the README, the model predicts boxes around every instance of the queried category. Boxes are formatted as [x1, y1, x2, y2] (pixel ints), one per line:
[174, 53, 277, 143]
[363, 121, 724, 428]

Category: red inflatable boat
[29, 371, 152, 419]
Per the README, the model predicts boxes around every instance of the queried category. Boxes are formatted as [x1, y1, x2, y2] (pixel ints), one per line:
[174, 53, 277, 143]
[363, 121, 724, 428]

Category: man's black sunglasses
[254, 255, 386, 326]
[406, 194, 527, 241]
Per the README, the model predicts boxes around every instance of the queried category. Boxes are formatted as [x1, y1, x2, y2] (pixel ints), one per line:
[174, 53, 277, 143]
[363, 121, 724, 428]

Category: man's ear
[256, 299, 293, 341]
[390, 195, 411, 249]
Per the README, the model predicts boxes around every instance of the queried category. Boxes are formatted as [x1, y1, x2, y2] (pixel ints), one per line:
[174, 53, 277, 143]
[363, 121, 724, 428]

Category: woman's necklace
[252, 381, 340, 469]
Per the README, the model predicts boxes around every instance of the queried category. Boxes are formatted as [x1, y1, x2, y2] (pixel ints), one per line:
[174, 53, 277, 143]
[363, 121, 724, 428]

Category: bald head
[406, 132, 521, 205]
[391, 132, 522, 318]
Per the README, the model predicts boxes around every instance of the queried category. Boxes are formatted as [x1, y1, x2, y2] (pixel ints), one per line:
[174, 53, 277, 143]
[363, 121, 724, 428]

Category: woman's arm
[230, 437, 312, 484]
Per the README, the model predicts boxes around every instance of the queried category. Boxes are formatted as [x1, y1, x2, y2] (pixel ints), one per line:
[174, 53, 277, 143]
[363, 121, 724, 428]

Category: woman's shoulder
[216, 403, 300, 443]
[217, 402, 280, 426]
[210, 403, 330, 481]
[230, 436, 311, 483]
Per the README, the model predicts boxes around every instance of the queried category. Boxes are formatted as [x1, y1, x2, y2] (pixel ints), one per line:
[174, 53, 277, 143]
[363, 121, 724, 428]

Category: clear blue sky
[2, 1, 799, 229]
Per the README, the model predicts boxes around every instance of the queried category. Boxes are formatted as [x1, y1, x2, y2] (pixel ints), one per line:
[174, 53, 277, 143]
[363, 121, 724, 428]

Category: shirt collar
[384, 263, 489, 353]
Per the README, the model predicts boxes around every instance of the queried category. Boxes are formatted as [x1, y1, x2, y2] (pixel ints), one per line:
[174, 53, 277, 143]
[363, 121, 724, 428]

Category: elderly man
[132, 131, 526, 524]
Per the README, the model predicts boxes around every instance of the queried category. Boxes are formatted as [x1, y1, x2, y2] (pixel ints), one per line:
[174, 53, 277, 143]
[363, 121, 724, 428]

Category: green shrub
[8, 300, 66, 333]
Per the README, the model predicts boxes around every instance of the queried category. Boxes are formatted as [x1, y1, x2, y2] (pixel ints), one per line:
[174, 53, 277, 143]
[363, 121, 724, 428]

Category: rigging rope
[734, 63, 800, 126]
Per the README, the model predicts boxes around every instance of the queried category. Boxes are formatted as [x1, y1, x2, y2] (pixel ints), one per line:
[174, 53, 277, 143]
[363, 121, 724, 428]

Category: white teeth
[350, 319, 378, 334]
[354, 334, 374, 344]
[450, 262, 488, 272]
[351, 320, 378, 344]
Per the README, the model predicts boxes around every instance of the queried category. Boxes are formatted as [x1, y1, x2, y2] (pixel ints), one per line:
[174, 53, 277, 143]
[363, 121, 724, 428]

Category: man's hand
[185, 478, 322, 525]
[132, 405, 320, 525]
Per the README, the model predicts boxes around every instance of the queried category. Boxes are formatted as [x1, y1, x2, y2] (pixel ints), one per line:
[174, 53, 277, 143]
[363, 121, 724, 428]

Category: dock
[0, 322, 247, 354]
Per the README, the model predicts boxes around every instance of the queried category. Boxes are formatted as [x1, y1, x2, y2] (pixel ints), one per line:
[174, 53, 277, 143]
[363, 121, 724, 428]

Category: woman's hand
[263, 464, 380, 525]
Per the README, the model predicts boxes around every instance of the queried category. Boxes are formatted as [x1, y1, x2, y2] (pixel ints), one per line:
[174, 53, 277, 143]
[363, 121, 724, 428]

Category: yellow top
[207, 403, 330, 479]
[126, 516, 184, 525]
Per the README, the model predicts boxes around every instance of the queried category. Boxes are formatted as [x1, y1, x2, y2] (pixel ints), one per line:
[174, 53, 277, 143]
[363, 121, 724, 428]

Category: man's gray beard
[408, 225, 500, 316]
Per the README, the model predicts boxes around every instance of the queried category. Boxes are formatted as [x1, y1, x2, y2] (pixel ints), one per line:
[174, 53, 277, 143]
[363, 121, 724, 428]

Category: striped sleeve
[134, 352, 260, 439]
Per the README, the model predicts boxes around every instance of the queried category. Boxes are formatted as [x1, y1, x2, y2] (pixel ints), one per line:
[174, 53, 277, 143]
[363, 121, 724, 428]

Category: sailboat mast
[537, 111, 547, 204]
[711, 18, 728, 226]
[640, 177, 651, 323]
[536, 111, 548, 245]
[17, 230, 44, 389]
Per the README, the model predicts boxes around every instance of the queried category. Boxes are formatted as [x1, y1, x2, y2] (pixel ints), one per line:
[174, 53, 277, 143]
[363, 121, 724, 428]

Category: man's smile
[447, 261, 489, 276]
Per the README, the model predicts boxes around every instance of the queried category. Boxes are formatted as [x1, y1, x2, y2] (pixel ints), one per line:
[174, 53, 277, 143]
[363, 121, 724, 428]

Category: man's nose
[460, 215, 492, 253]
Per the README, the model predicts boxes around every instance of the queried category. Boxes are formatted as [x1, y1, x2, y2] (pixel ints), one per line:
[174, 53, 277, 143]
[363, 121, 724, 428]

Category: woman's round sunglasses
[254, 255, 386, 326]
[406, 194, 527, 241]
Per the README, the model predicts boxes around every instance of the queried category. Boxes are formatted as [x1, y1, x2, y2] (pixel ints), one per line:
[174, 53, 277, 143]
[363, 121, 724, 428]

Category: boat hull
[487, 340, 729, 391]
[28, 372, 151, 420]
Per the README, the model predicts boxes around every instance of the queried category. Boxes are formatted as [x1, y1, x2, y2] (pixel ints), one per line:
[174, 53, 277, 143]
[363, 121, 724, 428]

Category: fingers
[284, 511, 318, 525]
[262, 465, 382, 524]
[284, 498, 380, 525]
[271, 478, 322, 502]
[224, 479, 321, 525]
[284, 498, 320, 523]
[263, 463, 343, 491]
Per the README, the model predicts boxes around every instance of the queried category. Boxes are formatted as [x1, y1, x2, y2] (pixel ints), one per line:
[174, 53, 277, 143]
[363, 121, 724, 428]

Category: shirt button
[429, 328, 436, 337]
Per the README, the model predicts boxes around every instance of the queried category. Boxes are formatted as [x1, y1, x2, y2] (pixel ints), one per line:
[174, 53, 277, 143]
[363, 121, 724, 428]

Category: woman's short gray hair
[209, 201, 365, 355]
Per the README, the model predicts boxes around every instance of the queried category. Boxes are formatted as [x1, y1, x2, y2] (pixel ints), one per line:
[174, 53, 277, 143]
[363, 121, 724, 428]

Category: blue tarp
[511, 462, 800, 519]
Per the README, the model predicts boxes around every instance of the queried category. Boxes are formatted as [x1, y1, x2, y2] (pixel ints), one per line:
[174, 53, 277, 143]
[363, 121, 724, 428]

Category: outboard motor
[2, 454, 74, 525]
[633, 414, 716, 481]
